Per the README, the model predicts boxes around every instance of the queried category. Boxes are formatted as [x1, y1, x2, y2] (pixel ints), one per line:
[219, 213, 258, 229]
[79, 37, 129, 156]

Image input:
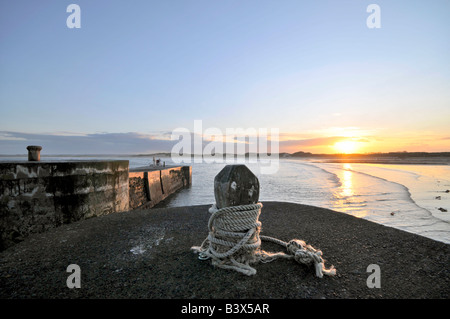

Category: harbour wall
[0, 161, 191, 250]
[128, 165, 191, 210]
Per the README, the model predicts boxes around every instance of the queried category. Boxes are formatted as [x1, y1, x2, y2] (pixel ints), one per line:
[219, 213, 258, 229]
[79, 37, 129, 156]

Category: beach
[1, 201, 448, 300]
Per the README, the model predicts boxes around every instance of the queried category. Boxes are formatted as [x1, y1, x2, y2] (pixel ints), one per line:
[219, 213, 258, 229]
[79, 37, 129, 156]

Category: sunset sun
[334, 141, 358, 154]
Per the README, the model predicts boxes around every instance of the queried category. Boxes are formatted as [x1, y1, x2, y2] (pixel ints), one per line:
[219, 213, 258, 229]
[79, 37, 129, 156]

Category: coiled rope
[191, 203, 336, 277]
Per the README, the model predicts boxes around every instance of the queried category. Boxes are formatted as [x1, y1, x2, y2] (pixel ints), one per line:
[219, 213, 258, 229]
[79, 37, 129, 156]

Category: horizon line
[1, 151, 450, 157]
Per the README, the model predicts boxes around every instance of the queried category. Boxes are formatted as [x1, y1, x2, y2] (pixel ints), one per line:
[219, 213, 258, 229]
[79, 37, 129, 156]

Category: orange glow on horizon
[277, 131, 450, 154]
[333, 141, 359, 154]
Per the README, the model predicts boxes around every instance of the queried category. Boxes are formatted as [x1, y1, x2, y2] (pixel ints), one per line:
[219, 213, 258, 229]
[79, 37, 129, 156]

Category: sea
[2, 156, 450, 244]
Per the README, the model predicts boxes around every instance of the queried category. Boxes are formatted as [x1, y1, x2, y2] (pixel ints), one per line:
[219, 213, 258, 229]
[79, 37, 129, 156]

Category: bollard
[196, 165, 261, 271]
[27, 146, 42, 161]
[192, 164, 337, 277]
[213, 164, 260, 209]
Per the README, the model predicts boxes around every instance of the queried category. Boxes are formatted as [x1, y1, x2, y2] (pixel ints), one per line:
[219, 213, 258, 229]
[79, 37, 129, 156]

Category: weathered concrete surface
[0, 161, 129, 250]
[129, 166, 191, 210]
[128, 173, 149, 209]
[0, 202, 448, 299]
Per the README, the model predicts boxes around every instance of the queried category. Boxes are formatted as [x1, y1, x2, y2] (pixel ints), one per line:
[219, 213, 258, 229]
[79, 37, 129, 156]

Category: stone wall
[129, 166, 191, 210]
[0, 160, 129, 250]
[128, 173, 149, 209]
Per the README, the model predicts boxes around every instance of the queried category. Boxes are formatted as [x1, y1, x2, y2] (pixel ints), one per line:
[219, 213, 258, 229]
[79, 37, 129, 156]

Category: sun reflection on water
[333, 164, 368, 218]
[342, 164, 354, 197]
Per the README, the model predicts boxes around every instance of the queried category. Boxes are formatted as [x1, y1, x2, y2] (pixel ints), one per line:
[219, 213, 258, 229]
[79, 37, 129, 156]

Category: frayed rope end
[287, 239, 337, 278]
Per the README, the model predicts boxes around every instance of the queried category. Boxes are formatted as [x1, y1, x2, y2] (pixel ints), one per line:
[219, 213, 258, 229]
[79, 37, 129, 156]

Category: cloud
[0, 131, 375, 155]
[279, 136, 349, 147]
[0, 132, 27, 141]
[0, 131, 177, 155]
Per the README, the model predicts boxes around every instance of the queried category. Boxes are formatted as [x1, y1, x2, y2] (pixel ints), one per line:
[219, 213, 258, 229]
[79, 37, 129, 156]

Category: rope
[191, 203, 336, 277]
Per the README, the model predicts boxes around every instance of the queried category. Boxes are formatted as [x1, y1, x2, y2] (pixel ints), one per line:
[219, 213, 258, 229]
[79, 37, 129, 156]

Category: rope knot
[286, 239, 336, 278]
[287, 239, 323, 264]
[192, 203, 336, 278]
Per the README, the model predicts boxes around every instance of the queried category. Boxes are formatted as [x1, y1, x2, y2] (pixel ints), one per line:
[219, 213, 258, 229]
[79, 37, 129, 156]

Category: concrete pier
[0, 160, 130, 250]
[128, 165, 191, 210]
[1, 163, 448, 304]
[0, 202, 448, 299]
[0, 161, 191, 250]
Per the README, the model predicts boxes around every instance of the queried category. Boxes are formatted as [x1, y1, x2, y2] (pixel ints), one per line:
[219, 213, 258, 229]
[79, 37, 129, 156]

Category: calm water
[2, 156, 449, 244]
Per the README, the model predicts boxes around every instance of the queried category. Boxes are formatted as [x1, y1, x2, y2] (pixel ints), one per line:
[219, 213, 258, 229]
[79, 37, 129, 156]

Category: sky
[1, 0, 449, 155]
